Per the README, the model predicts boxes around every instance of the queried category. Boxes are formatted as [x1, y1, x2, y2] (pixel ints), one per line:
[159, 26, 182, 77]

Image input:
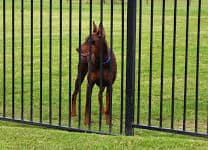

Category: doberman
[71, 22, 117, 125]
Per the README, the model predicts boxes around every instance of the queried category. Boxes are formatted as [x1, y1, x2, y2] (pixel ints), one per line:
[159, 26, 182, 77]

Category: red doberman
[71, 22, 117, 125]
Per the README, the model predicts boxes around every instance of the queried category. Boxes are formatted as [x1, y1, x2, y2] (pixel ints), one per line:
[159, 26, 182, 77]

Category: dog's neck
[98, 40, 109, 59]
[91, 40, 111, 67]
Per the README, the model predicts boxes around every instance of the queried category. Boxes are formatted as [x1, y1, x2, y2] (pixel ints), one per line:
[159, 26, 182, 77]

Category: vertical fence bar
[171, 0, 177, 129]
[49, 0, 52, 125]
[148, 0, 154, 126]
[160, 0, 165, 128]
[137, 0, 142, 125]
[195, 0, 201, 133]
[88, 0, 92, 130]
[78, 0, 82, 128]
[68, 0, 72, 127]
[99, 0, 104, 132]
[12, 0, 15, 119]
[59, 0, 63, 126]
[183, 0, 190, 131]
[3, 0, 6, 117]
[125, 0, 136, 136]
[30, 0, 34, 122]
[40, 0, 43, 123]
[120, 0, 125, 134]
[109, 0, 114, 134]
[21, 0, 24, 120]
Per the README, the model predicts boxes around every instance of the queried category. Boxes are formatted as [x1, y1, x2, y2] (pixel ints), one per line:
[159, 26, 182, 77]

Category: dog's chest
[90, 71, 111, 85]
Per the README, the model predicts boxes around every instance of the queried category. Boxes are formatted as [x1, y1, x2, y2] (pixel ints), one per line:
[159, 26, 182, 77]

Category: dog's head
[76, 21, 108, 61]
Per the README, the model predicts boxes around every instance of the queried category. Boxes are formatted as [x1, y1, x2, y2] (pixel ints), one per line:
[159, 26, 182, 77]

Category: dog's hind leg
[71, 62, 88, 117]
[105, 86, 111, 125]
[98, 87, 105, 115]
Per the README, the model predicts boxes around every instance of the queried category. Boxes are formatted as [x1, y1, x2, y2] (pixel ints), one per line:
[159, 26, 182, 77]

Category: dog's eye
[98, 34, 102, 38]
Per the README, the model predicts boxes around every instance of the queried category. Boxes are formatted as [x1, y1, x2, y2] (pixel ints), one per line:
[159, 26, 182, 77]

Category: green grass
[0, 122, 208, 150]
[0, 0, 208, 138]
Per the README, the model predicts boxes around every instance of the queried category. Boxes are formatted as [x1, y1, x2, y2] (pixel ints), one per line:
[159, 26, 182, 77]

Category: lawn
[0, 0, 208, 139]
[0, 122, 208, 150]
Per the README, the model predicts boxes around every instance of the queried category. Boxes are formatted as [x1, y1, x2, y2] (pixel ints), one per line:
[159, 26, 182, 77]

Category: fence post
[125, 0, 136, 136]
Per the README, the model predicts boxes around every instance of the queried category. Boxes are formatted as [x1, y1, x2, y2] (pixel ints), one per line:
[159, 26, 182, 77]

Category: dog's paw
[106, 115, 110, 125]
[71, 112, 77, 117]
[84, 120, 89, 126]
[102, 108, 105, 115]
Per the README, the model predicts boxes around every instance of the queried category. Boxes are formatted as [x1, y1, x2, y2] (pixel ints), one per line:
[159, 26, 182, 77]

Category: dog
[71, 22, 117, 125]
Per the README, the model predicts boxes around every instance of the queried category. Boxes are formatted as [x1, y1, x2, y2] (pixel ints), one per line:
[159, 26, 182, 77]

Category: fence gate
[126, 0, 208, 138]
[0, 0, 208, 138]
[0, 0, 126, 135]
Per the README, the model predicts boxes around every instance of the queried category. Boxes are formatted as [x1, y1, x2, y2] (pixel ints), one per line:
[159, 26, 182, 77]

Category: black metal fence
[0, 0, 208, 138]
[127, 0, 208, 138]
[0, 0, 124, 135]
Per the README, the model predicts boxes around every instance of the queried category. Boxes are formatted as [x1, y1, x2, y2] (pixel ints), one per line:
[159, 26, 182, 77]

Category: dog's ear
[98, 22, 106, 38]
[93, 21, 98, 33]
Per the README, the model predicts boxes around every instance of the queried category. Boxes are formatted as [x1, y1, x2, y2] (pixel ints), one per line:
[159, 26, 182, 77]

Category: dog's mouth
[76, 48, 90, 57]
[81, 52, 90, 57]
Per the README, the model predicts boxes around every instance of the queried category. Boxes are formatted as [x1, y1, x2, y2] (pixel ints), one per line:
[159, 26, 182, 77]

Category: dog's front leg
[85, 79, 94, 126]
[98, 87, 105, 115]
[71, 62, 88, 117]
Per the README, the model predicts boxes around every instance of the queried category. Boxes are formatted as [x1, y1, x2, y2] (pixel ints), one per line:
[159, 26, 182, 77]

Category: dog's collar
[102, 48, 112, 64]
[102, 56, 111, 64]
